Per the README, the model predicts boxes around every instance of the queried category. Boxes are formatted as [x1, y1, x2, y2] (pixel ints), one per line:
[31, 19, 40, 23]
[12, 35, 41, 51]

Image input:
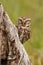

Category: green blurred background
[0, 0, 43, 65]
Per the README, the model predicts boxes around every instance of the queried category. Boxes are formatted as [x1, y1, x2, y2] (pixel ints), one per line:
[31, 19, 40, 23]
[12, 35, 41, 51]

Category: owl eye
[25, 21, 31, 27]
[18, 19, 22, 24]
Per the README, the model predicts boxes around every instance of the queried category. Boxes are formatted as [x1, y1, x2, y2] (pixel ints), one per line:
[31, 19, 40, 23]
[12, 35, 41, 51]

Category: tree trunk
[0, 3, 32, 65]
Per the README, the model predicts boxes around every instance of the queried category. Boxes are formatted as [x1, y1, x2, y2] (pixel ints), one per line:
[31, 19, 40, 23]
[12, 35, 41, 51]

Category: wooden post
[0, 4, 32, 65]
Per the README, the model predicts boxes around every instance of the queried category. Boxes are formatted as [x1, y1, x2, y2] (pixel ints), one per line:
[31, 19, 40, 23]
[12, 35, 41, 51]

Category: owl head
[18, 17, 31, 26]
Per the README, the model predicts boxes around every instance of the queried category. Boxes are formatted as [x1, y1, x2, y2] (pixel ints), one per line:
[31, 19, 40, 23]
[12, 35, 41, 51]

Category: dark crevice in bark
[1, 58, 7, 65]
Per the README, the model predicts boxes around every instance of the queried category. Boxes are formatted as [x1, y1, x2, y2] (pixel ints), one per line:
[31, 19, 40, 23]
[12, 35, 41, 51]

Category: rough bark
[0, 4, 32, 65]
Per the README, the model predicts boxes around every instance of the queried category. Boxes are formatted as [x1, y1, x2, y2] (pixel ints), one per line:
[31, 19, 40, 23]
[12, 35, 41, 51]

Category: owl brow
[18, 18, 23, 22]
[25, 19, 31, 23]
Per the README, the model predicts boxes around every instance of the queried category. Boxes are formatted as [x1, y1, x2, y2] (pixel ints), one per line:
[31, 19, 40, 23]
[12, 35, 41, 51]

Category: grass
[0, 0, 43, 65]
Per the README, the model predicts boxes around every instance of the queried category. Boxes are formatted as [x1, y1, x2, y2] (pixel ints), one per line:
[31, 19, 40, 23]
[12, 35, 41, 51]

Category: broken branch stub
[0, 4, 32, 65]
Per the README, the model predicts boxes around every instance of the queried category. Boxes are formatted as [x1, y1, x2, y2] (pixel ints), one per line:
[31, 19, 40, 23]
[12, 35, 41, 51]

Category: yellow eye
[18, 18, 22, 24]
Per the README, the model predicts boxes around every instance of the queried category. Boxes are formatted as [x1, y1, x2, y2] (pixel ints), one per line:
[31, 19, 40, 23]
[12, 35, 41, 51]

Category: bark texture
[0, 4, 32, 65]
